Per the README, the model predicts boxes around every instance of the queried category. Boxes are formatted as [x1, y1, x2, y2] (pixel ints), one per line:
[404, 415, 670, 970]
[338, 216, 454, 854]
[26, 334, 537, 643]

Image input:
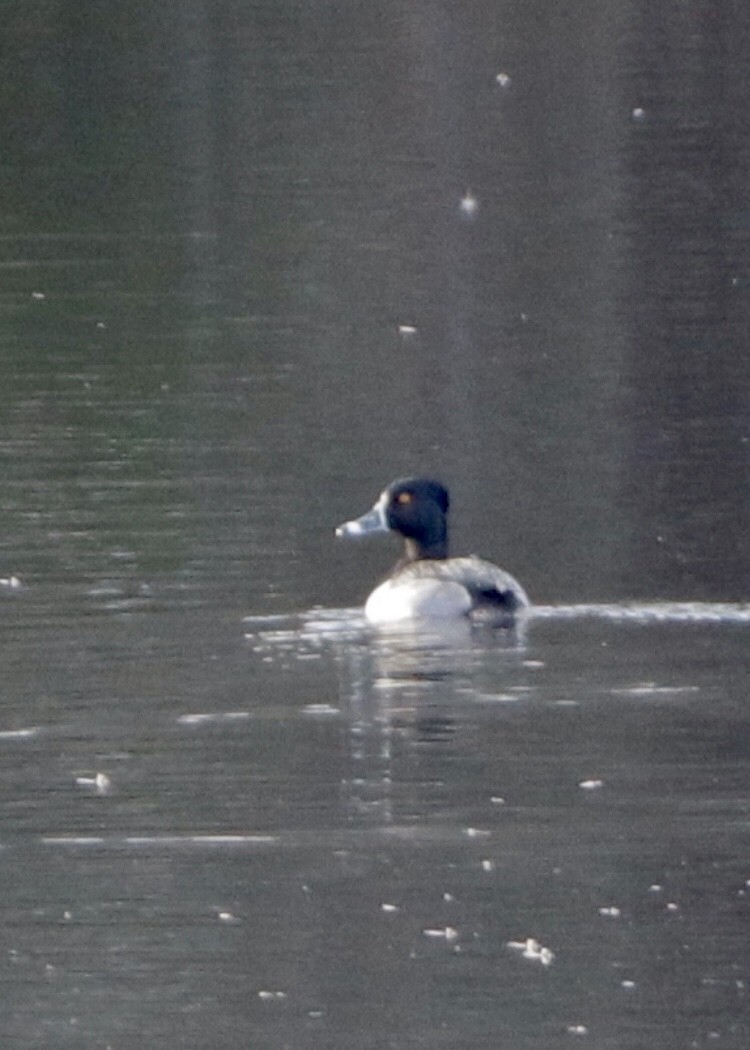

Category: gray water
[1, 2, 749, 1048]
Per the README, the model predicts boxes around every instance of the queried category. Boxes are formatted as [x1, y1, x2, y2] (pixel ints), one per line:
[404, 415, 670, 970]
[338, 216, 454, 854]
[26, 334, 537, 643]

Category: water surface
[1, 2, 749, 1048]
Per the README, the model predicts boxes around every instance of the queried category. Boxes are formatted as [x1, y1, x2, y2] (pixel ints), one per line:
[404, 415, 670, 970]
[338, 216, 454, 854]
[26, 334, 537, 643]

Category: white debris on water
[507, 937, 555, 966]
[459, 191, 478, 217]
[598, 906, 621, 918]
[302, 704, 340, 717]
[495, 72, 511, 87]
[423, 926, 458, 941]
[74, 773, 112, 795]
[579, 779, 604, 790]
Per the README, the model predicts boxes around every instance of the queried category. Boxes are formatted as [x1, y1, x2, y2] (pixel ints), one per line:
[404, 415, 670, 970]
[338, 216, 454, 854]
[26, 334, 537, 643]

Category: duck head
[336, 477, 450, 561]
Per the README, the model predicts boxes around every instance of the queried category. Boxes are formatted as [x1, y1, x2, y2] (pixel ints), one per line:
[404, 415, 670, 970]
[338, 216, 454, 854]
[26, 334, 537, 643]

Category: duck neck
[403, 536, 448, 562]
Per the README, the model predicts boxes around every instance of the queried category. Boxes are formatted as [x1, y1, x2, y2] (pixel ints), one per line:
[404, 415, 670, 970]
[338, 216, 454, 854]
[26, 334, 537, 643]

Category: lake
[1, 2, 749, 1048]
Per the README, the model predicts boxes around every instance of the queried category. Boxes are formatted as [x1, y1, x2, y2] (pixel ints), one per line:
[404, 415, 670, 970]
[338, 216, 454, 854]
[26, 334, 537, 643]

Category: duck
[335, 476, 529, 625]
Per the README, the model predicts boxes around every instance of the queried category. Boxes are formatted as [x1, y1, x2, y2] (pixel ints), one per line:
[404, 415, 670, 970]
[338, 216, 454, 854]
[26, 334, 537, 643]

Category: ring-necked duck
[335, 477, 529, 625]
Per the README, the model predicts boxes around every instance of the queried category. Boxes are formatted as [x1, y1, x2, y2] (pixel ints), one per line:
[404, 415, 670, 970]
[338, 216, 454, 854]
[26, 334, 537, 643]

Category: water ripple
[529, 602, 750, 624]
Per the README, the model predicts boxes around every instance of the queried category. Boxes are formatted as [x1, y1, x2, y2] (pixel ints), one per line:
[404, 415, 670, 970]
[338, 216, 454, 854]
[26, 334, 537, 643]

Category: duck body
[335, 477, 528, 626]
[363, 555, 527, 625]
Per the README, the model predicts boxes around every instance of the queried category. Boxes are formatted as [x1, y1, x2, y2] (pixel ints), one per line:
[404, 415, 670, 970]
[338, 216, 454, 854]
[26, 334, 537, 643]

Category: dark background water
[0, 2, 749, 1048]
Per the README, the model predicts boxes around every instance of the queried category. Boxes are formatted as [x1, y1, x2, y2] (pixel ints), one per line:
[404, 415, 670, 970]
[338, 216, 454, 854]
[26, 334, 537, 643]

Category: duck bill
[335, 502, 388, 539]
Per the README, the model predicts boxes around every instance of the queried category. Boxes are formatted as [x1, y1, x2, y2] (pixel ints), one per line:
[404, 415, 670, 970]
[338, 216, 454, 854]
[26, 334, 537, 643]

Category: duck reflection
[245, 608, 527, 829]
[329, 618, 526, 827]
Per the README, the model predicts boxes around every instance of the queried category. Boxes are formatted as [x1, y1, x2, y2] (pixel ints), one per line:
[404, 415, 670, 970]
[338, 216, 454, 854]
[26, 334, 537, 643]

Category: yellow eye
[396, 492, 413, 505]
